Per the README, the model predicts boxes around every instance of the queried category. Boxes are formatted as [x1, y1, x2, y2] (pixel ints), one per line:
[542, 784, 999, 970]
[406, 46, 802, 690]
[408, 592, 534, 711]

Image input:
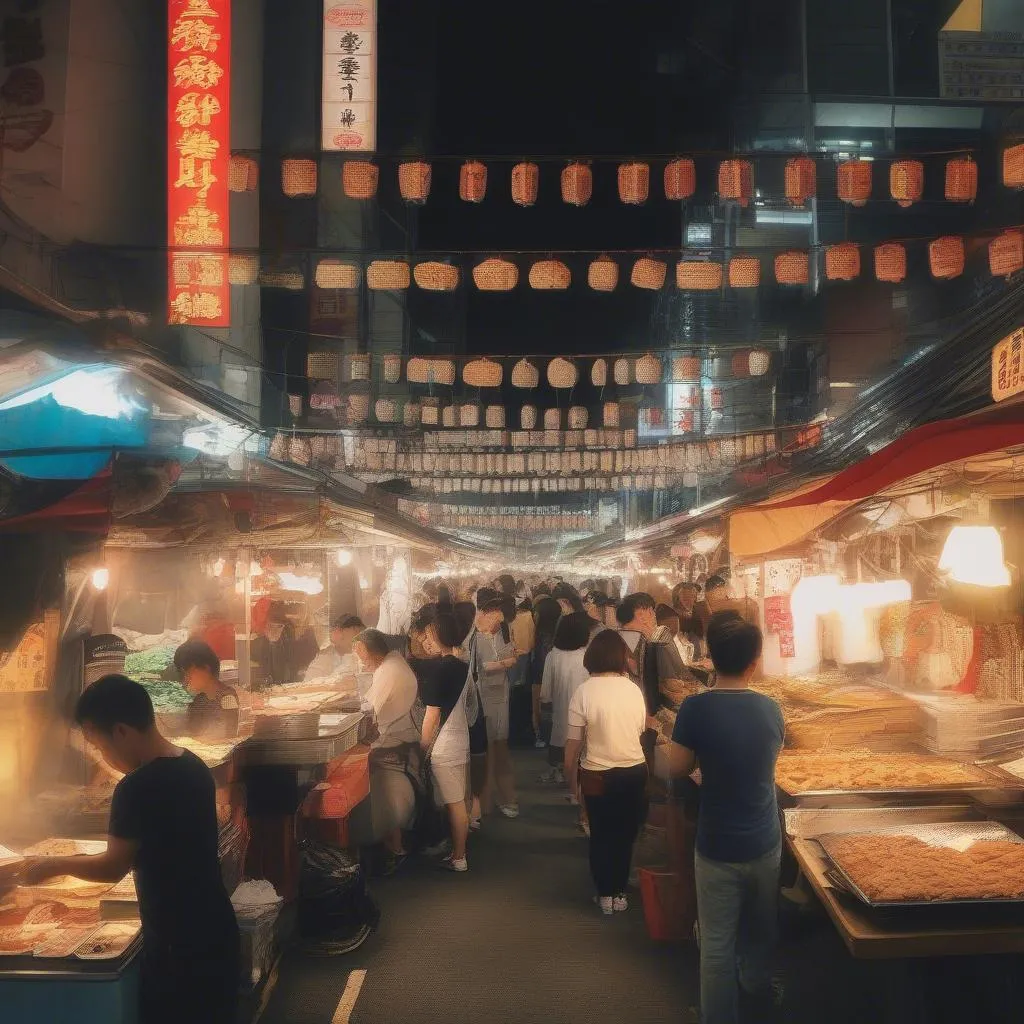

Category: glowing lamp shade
[939, 526, 1010, 587]
[91, 568, 110, 591]
[336, 549, 354, 567]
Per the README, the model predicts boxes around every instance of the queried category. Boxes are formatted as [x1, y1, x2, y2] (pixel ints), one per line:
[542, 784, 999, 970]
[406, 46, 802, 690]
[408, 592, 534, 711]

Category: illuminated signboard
[168, 0, 231, 327]
[992, 326, 1024, 403]
[322, 0, 377, 152]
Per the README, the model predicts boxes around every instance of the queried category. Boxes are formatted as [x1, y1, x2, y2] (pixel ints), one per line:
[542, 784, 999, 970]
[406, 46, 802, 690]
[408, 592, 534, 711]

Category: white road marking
[332, 969, 367, 1024]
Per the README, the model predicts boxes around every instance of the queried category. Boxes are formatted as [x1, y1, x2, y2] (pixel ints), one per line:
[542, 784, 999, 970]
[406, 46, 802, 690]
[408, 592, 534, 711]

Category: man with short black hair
[23, 675, 239, 1024]
[705, 574, 760, 629]
[618, 592, 694, 724]
[658, 613, 784, 1024]
[304, 613, 364, 682]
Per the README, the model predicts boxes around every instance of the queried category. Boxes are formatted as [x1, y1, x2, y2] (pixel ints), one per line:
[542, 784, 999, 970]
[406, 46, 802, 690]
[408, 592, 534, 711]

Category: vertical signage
[992, 327, 1024, 402]
[168, 0, 231, 326]
[322, 0, 376, 152]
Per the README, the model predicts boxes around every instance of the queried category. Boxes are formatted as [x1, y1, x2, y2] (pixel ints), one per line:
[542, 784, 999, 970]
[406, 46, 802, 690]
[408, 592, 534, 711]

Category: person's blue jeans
[694, 842, 781, 1024]
[508, 652, 531, 688]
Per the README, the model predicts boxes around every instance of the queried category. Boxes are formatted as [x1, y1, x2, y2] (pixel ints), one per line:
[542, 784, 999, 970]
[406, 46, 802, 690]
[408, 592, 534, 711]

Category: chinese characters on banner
[322, 0, 376, 151]
[992, 327, 1024, 403]
[168, 0, 231, 327]
[764, 596, 796, 659]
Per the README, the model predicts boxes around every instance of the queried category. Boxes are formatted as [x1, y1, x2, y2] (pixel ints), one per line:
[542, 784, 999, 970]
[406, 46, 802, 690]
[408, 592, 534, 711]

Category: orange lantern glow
[664, 158, 696, 201]
[588, 255, 619, 292]
[618, 161, 650, 204]
[398, 161, 431, 203]
[775, 251, 809, 286]
[676, 261, 723, 291]
[459, 160, 487, 202]
[718, 159, 753, 204]
[784, 156, 816, 207]
[944, 157, 977, 203]
[228, 154, 258, 193]
[728, 256, 761, 288]
[342, 160, 378, 199]
[512, 161, 539, 207]
[989, 231, 1024, 278]
[837, 159, 872, 206]
[825, 243, 860, 281]
[631, 258, 667, 290]
[890, 160, 924, 207]
[929, 236, 965, 280]
[561, 162, 592, 206]
[1002, 144, 1024, 189]
[874, 243, 907, 283]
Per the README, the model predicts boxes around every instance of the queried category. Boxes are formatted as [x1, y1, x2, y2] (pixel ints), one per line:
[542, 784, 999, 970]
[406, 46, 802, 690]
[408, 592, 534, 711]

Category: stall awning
[729, 403, 1024, 558]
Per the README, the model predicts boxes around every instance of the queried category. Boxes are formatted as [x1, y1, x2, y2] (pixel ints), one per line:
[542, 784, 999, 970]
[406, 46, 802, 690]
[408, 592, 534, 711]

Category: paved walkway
[261, 750, 695, 1024]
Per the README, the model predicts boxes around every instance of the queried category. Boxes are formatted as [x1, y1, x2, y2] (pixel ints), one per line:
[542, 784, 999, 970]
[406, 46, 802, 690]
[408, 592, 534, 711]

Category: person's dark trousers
[581, 764, 649, 897]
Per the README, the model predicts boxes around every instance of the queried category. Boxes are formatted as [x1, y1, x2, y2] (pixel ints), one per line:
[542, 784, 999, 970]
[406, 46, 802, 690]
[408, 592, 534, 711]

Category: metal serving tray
[818, 822, 1024, 909]
[776, 761, 1014, 801]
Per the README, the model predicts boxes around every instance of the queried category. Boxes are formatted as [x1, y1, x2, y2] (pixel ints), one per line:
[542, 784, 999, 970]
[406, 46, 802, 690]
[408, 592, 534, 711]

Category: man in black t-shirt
[23, 674, 239, 1024]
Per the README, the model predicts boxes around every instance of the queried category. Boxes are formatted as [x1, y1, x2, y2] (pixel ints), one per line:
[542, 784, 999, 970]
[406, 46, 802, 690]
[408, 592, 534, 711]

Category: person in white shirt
[304, 615, 364, 683]
[563, 630, 648, 916]
[539, 611, 591, 786]
[352, 630, 421, 869]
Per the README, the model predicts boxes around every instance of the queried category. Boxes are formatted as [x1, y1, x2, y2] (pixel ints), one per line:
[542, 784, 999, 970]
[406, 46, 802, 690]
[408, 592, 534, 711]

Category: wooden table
[789, 835, 1024, 959]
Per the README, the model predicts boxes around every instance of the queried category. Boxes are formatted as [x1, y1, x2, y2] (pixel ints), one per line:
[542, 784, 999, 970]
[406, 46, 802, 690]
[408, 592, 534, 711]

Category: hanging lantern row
[306, 350, 773, 391]
[264, 148, 1024, 205]
[342, 429, 779, 474]
[400, 472, 695, 498]
[243, 232, 1023, 294]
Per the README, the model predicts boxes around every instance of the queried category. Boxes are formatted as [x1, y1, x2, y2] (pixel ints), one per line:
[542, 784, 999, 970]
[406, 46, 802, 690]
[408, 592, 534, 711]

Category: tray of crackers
[775, 751, 997, 797]
[820, 823, 1024, 906]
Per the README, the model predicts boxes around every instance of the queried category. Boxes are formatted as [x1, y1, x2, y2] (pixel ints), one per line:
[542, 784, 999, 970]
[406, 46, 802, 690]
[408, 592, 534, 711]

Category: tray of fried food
[775, 750, 994, 796]
[820, 822, 1024, 906]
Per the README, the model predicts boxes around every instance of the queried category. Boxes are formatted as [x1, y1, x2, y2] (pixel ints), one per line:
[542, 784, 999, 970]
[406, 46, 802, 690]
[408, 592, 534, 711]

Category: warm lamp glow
[939, 526, 1010, 587]
[277, 572, 324, 596]
[336, 549, 353, 567]
[91, 568, 110, 591]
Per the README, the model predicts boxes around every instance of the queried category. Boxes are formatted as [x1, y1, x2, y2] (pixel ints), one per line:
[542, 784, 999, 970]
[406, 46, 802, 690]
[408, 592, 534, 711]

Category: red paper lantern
[929, 236, 965, 280]
[664, 158, 696, 201]
[618, 162, 650, 205]
[728, 256, 761, 288]
[837, 159, 872, 206]
[944, 157, 977, 203]
[718, 159, 753, 205]
[874, 243, 907, 284]
[775, 251, 809, 286]
[825, 243, 860, 282]
[459, 160, 487, 202]
[784, 156, 816, 207]
[989, 231, 1024, 278]
[889, 160, 924, 207]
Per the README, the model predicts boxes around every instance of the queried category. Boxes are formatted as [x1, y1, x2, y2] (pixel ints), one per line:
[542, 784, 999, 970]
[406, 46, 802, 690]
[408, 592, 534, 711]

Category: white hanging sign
[322, 1, 377, 152]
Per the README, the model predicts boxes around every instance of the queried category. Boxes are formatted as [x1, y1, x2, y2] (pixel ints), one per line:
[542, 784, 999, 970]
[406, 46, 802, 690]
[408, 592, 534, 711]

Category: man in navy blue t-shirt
[657, 612, 784, 1024]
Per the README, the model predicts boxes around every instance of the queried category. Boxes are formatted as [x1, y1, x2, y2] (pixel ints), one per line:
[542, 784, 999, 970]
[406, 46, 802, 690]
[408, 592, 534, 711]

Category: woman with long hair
[530, 596, 563, 750]
[563, 630, 649, 915]
[538, 611, 590, 786]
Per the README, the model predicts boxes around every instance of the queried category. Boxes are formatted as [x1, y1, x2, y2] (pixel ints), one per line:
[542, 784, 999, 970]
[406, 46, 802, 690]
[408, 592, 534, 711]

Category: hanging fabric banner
[167, 0, 231, 327]
[322, 0, 377, 152]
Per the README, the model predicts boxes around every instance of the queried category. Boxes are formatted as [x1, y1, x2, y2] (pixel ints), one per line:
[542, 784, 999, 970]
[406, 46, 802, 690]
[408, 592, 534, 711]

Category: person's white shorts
[432, 761, 469, 806]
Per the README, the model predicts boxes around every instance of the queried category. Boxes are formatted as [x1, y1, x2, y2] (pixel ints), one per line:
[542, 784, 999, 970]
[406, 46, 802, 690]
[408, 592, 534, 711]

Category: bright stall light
[181, 420, 252, 458]
[336, 549, 353, 567]
[0, 366, 140, 420]
[277, 572, 324, 596]
[358, 575, 370, 590]
[91, 568, 110, 591]
[939, 526, 1010, 588]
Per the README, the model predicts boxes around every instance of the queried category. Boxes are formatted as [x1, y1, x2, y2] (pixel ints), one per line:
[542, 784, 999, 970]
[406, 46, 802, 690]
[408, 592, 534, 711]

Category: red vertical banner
[168, 0, 231, 327]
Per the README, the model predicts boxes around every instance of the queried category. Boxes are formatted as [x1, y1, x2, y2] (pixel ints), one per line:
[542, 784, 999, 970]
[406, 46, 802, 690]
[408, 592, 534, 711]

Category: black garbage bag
[297, 840, 380, 955]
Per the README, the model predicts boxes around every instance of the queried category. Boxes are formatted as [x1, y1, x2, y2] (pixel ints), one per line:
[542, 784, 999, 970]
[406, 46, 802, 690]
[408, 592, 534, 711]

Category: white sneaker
[499, 803, 520, 819]
[534, 738, 547, 749]
[594, 896, 614, 916]
[613, 894, 628, 913]
[444, 856, 468, 873]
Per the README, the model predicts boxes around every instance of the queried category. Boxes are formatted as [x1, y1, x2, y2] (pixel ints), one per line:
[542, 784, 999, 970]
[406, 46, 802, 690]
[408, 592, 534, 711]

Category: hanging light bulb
[336, 549, 353, 567]
[939, 526, 1010, 588]
[91, 568, 110, 591]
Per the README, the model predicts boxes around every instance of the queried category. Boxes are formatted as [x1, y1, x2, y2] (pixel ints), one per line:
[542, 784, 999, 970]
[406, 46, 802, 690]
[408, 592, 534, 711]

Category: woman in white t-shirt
[539, 612, 591, 784]
[564, 630, 648, 915]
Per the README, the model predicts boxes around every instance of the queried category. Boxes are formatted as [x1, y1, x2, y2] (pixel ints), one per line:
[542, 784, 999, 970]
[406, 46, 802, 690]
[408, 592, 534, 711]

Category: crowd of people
[22, 568, 782, 1024]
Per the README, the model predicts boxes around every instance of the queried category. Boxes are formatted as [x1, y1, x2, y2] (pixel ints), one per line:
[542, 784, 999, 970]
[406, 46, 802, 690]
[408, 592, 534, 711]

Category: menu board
[0, 613, 56, 693]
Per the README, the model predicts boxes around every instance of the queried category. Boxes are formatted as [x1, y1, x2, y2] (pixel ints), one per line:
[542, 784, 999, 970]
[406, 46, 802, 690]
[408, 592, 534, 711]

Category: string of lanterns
[228, 148, 1024, 206]
[233, 229, 1024, 294]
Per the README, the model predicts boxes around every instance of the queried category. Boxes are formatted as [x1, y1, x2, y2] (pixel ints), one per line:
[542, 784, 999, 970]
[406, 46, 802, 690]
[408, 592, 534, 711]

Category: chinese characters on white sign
[322, 0, 376, 151]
